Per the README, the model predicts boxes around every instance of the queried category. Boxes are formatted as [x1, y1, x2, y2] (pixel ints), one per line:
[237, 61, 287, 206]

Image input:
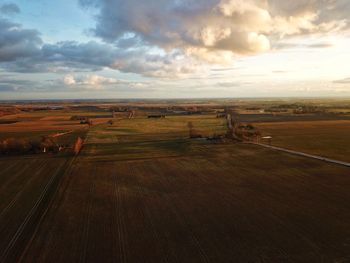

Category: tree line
[0, 137, 60, 155]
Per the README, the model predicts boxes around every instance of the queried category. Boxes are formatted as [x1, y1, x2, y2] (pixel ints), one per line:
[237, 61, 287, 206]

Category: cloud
[210, 67, 237, 72]
[63, 74, 119, 89]
[0, 78, 36, 92]
[80, 0, 350, 63]
[217, 81, 241, 88]
[63, 75, 76, 86]
[0, 3, 20, 15]
[80, 0, 272, 58]
[61, 74, 152, 91]
[1, 38, 202, 78]
[1, 0, 350, 82]
[0, 72, 153, 93]
[127, 82, 151, 89]
[333, 77, 350, 84]
[307, 42, 334, 48]
[0, 84, 19, 92]
[0, 13, 200, 78]
[0, 18, 42, 62]
[273, 39, 335, 50]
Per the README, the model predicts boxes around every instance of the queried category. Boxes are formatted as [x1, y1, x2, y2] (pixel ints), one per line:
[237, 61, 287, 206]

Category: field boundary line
[247, 142, 350, 168]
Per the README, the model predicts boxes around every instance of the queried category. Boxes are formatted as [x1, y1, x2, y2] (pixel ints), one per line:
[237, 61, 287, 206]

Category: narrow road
[248, 142, 350, 168]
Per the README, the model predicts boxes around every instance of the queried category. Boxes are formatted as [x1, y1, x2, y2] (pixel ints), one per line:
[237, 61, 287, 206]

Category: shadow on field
[80, 130, 204, 161]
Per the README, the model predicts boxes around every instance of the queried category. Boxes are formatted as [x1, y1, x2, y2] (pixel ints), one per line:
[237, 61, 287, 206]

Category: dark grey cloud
[40, 41, 117, 70]
[0, 16, 195, 77]
[0, 18, 42, 62]
[115, 35, 143, 49]
[0, 84, 17, 91]
[0, 3, 20, 15]
[1, 40, 198, 77]
[0, 7, 193, 77]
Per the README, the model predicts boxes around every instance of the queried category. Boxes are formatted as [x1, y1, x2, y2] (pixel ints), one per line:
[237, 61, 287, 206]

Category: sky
[1, 0, 350, 100]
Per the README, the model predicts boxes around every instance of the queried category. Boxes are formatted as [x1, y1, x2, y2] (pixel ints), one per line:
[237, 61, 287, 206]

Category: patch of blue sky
[9, 0, 96, 43]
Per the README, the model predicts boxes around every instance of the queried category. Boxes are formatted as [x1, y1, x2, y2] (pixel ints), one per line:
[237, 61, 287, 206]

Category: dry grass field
[1, 110, 350, 262]
[255, 120, 350, 162]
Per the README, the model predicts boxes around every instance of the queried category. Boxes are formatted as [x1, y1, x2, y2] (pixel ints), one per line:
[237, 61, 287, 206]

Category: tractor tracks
[0, 161, 47, 221]
[113, 164, 128, 263]
[18, 157, 80, 263]
[79, 166, 96, 263]
[0, 158, 74, 263]
[153, 161, 211, 263]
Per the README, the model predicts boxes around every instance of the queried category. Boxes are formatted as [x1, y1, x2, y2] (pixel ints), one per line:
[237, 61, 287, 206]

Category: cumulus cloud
[63, 74, 119, 88]
[1, 0, 350, 82]
[80, 0, 272, 58]
[63, 75, 76, 86]
[80, 0, 350, 62]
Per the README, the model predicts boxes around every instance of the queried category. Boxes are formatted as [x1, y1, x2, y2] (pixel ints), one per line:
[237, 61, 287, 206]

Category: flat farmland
[82, 115, 227, 161]
[255, 120, 350, 162]
[0, 111, 85, 132]
[88, 115, 227, 142]
[0, 156, 71, 262]
[17, 144, 350, 262]
[0, 109, 107, 141]
[0, 114, 347, 262]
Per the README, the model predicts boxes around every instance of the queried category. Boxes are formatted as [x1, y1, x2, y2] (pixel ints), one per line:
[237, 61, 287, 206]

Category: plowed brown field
[1, 114, 350, 262]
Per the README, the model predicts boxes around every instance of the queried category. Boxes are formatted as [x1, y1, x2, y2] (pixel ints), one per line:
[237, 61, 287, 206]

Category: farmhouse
[234, 124, 261, 142]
